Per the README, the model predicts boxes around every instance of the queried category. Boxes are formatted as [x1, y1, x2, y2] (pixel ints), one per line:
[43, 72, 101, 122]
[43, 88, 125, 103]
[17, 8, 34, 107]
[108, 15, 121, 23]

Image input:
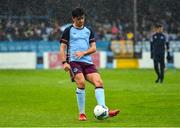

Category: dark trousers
[153, 54, 165, 81]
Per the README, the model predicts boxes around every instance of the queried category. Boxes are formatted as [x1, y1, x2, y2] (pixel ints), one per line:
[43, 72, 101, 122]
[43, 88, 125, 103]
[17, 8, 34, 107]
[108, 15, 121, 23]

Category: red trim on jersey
[60, 39, 68, 44]
[90, 38, 95, 43]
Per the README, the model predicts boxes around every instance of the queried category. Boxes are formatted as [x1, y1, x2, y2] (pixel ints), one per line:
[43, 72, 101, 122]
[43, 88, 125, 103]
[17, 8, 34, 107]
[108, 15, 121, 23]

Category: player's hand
[74, 51, 85, 59]
[150, 53, 154, 59]
[63, 63, 70, 72]
[166, 51, 171, 61]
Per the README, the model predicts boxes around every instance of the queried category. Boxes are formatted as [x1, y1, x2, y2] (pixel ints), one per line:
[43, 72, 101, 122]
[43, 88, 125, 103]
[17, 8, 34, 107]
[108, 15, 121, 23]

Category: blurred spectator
[0, 9, 180, 42]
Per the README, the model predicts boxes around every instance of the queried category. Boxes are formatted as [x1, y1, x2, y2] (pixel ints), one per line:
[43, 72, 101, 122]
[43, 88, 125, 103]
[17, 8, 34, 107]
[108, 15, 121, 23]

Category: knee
[76, 79, 85, 87]
[94, 79, 103, 87]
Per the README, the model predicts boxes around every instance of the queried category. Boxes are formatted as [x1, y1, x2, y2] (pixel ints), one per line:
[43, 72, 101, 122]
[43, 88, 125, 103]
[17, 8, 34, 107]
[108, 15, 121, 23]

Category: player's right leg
[69, 62, 87, 121]
[153, 59, 160, 83]
[74, 73, 87, 121]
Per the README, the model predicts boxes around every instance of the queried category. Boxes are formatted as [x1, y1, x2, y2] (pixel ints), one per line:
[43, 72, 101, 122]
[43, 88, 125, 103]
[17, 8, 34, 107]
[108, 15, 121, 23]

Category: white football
[94, 105, 109, 120]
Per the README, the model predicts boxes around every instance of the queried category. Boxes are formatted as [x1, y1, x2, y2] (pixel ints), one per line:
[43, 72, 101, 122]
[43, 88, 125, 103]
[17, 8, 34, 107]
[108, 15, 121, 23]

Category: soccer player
[60, 7, 119, 121]
[150, 24, 169, 83]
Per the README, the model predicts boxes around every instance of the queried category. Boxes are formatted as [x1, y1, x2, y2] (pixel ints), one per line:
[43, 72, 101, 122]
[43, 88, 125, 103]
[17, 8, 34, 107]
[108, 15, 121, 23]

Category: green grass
[0, 69, 180, 127]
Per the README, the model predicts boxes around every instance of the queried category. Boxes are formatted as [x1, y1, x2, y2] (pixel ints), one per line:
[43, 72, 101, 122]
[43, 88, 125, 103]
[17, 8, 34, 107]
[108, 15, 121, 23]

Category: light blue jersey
[60, 25, 95, 64]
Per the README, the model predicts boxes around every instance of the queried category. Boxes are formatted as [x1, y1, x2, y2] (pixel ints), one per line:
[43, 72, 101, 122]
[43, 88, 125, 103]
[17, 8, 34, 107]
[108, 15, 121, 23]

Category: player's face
[156, 27, 163, 33]
[160, 27, 163, 32]
[73, 15, 85, 28]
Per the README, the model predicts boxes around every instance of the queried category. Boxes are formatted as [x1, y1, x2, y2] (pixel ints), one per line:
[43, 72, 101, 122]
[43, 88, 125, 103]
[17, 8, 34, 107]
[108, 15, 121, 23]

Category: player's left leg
[160, 58, 165, 83]
[86, 73, 105, 106]
[70, 62, 87, 121]
[74, 74, 86, 121]
[85, 72, 119, 117]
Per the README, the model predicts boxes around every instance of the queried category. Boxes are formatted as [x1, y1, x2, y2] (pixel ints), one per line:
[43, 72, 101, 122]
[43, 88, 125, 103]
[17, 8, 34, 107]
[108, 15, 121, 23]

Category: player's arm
[165, 41, 170, 61]
[165, 41, 169, 51]
[150, 36, 154, 59]
[60, 43, 70, 71]
[84, 42, 96, 55]
[60, 43, 67, 63]
[74, 42, 96, 59]
[165, 33, 170, 51]
[60, 27, 71, 72]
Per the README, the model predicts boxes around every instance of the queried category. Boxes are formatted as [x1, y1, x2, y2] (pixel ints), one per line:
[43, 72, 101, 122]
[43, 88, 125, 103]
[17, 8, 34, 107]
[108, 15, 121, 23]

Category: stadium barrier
[43, 52, 62, 69]
[114, 59, 139, 68]
[43, 52, 107, 69]
[43, 51, 180, 69]
[0, 41, 180, 69]
[138, 52, 154, 68]
[0, 51, 179, 69]
[0, 52, 36, 69]
[174, 52, 180, 68]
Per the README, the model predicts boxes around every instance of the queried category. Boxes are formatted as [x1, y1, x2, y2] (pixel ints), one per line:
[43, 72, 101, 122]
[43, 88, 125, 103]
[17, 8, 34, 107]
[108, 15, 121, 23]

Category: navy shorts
[154, 54, 165, 62]
[69, 61, 98, 82]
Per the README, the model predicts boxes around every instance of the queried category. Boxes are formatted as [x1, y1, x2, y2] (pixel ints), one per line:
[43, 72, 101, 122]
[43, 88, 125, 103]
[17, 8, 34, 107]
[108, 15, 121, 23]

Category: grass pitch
[0, 69, 180, 127]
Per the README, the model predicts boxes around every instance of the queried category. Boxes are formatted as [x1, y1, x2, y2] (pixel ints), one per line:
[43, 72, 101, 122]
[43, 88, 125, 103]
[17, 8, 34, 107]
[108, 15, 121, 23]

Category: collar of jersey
[72, 25, 84, 30]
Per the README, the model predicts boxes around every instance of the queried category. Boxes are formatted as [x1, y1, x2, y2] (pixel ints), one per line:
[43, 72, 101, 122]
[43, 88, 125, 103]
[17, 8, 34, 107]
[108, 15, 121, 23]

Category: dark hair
[155, 24, 163, 28]
[72, 7, 85, 17]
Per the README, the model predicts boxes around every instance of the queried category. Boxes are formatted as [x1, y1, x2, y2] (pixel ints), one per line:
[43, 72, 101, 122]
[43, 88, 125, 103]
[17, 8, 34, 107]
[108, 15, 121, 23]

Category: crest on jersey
[161, 36, 164, 39]
[73, 68, 78, 73]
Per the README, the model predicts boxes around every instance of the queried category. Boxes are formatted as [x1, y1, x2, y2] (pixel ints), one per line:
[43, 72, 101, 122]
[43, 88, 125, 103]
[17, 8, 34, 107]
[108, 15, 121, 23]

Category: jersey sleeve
[150, 35, 153, 42]
[164, 33, 170, 50]
[164, 33, 169, 42]
[150, 34, 154, 59]
[150, 35, 154, 49]
[60, 27, 70, 45]
[89, 28, 96, 43]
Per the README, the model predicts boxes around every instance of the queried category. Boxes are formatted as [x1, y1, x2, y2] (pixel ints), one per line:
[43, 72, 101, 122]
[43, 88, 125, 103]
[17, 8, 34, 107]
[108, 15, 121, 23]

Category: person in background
[150, 24, 169, 83]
